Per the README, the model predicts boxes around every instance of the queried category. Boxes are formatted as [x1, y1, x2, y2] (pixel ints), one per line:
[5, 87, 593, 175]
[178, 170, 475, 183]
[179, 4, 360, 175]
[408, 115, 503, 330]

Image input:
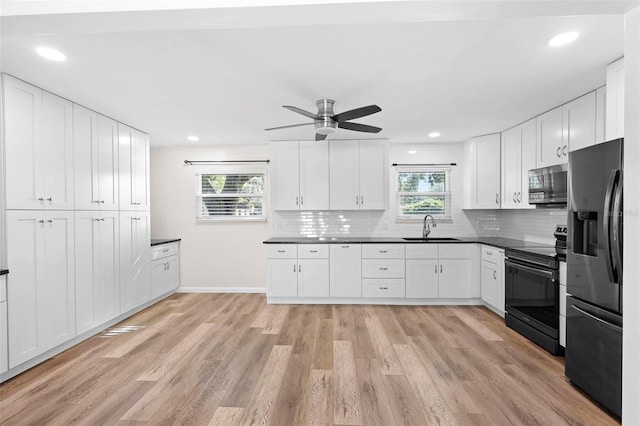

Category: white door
[271, 142, 300, 210]
[329, 141, 360, 210]
[475, 134, 501, 208]
[519, 119, 537, 209]
[536, 106, 564, 168]
[97, 212, 120, 322]
[3, 75, 44, 210]
[267, 259, 298, 297]
[298, 259, 329, 297]
[329, 244, 362, 297]
[73, 105, 99, 210]
[164, 256, 180, 293]
[75, 213, 98, 333]
[595, 86, 607, 144]
[406, 259, 439, 298]
[41, 92, 74, 210]
[133, 131, 150, 210]
[438, 259, 471, 299]
[501, 127, 521, 209]
[605, 58, 625, 140]
[118, 124, 135, 210]
[358, 142, 386, 210]
[120, 211, 150, 311]
[0, 300, 7, 374]
[481, 261, 498, 308]
[564, 91, 596, 153]
[299, 141, 329, 210]
[151, 260, 166, 299]
[97, 115, 119, 210]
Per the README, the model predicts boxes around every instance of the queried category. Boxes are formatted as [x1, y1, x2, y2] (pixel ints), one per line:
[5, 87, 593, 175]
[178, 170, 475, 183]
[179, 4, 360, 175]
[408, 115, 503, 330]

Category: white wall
[150, 144, 271, 291]
[623, 6, 640, 425]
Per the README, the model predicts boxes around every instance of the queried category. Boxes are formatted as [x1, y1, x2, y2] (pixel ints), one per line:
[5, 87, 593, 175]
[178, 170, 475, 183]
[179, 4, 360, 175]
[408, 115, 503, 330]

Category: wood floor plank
[311, 318, 333, 370]
[302, 370, 333, 426]
[208, 407, 245, 426]
[333, 340, 364, 425]
[354, 357, 397, 426]
[102, 312, 182, 358]
[364, 313, 403, 375]
[382, 374, 430, 426]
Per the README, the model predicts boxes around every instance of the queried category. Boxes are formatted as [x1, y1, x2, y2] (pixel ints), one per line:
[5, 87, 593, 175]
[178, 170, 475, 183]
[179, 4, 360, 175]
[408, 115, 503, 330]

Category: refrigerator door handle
[571, 305, 622, 333]
[603, 169, 620, 284]
[611, 173, 623, 283]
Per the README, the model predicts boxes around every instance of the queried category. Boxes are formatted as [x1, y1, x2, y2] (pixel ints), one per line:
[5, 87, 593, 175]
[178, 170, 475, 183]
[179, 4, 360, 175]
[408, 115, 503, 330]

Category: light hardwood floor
[0, 293, 619, 425]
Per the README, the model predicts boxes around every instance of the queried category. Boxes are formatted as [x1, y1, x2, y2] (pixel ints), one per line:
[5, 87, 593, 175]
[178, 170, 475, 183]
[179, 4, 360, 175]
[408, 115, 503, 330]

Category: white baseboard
[177, 287, 266, 294]
[266, 297, 484, 305]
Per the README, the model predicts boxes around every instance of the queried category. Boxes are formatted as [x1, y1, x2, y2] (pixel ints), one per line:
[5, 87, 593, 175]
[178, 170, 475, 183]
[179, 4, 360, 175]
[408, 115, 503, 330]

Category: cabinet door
[358, 142, 386, 210]
[536, 106, 564, 168]
[330, 244, 362, 297]
[120, 211, 151, 311]
[6, 211, 44, 367]
[0, 301, 7, 374]
[271, 142, 300, 210]
[267, 259, 298, 297]
[406, 259, 439, 298]
[3, 75, 44, 210]
[565, 91, 596, 153]
[481, 261, 498, 308]
[165, 256, 180, 293]
[299, 141, 329, 210]
[97, 115, 119, 210]
[475, 134, 501, 208]
[41, 92, 74, 210]
[119, 124, 147, 210]
[438, 259, 472, 299]
[75, 213, 99, 334]
[605, 58, 624, 140]
[519, 119, 537, 209]
[298, 259, 329, 297]
[501, 127, 521, 209]
[73, 105, 100, 210]
[329, 141, 360, 210]
[133, 131, 150, 210]
[97, 212, 120, 322]
[151, 260, 166, 299]
[595, 86, 606, 144]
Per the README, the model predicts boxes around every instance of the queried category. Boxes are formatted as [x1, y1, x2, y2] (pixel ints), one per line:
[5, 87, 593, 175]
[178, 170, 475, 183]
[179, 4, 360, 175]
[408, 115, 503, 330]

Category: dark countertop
[263, 236, 555, 251]
[151, 238, 181, 247]
[0, 269, 8, 276]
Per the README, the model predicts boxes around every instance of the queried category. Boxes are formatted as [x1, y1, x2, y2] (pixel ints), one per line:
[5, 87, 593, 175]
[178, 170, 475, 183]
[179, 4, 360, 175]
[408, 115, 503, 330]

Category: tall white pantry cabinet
[1, 73, 153, 378]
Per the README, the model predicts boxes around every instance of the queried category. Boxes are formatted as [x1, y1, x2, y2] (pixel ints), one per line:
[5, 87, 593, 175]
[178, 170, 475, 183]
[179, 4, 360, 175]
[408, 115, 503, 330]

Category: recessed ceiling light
[187, 135, 200, 142]
[428, 132, 440, 138]
[548, 32, 579, 47]
[36, 46, 66, 62]
[408, 150, 417, 154]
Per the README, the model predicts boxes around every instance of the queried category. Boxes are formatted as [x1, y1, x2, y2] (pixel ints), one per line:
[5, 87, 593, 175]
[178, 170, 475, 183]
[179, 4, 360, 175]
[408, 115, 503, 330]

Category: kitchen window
[195, 165, 267, 221]
[396, 166, 452, 221]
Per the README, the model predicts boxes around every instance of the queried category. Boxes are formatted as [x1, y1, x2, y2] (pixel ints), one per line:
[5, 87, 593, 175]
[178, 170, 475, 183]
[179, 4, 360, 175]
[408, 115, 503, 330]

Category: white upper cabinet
[564, 91, 596, 153]
[465, 133, 501, 209]
[605, 57, 624, 140]
[536, 105, 564, 168]
[271, 141, 329, 210]
[74, 106, 119, 210]
[501, 119, 536, 209]
[118, 124, 150, 210]
[329, 141, 386, 210]
[3, 75, 73, 210]
[595, 86, 607, 144]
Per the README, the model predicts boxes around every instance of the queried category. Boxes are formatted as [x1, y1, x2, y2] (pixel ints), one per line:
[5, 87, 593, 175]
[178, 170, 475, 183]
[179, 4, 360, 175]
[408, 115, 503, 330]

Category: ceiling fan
[265, 99, 382, 141]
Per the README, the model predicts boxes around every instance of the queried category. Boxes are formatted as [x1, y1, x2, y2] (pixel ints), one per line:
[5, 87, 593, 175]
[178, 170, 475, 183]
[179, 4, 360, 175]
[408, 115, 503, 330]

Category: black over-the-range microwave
[528, 163, 568, 206]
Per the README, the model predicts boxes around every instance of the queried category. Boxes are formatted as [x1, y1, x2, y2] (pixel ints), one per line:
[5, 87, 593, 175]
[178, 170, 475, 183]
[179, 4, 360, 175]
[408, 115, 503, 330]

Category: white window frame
[395, 166, 452, 222]
[195, 164, 268, 222]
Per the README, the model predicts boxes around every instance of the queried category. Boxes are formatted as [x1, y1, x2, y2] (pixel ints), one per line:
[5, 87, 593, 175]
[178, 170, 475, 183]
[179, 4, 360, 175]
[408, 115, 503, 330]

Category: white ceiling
[0, 2, 628, 145]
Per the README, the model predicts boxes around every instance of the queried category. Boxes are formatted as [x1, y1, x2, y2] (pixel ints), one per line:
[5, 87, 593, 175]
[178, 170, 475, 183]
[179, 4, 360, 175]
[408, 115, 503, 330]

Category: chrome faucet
[423, 214, 437, 238]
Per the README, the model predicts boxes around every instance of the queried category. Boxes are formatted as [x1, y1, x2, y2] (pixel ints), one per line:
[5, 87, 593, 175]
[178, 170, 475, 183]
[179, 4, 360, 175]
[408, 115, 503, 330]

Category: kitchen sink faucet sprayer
[423, 214, 437, 238]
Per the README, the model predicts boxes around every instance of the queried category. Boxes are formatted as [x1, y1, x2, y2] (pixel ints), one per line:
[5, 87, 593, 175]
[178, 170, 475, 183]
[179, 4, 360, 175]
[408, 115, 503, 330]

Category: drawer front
[438, 244, 472, 259]
[362, 279, 405, 298]
[266, 245, 297, 259]
[151, 242, 179, 260]
[0, 276, 6, 303]
[481, 245, 501, 263]
[362, 244, 405, 259]
[362, 259, 405, 278]
[298, 244, 329, 259]
[560, 284, 567, 316]
[405, 244, 438, 259]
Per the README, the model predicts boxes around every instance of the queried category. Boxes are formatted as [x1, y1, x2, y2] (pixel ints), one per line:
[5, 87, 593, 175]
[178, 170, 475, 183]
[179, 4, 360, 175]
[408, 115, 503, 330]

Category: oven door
[505, 259, 559, 338]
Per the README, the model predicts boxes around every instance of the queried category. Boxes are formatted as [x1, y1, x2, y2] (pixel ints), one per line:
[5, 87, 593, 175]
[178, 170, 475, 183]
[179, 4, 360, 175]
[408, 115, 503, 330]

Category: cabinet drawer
[560, 284, 567, 316]
[151, 243, 179, 261]
[362, 244, 404, 259]
[362, 279, 405, 298]
[0, 276, 6, 303]
[438, 244, 472, 259]
[266, 245, 297, 258]
[298, 244, 329, 259]
[481, 245, 502, 263]
[405, 244, 438, 259]
[362, 259, 405, 278]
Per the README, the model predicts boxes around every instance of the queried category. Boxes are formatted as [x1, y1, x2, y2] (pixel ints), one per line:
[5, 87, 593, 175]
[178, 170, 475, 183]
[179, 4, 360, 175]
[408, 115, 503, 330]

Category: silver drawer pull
[310, 250, 318, 253]
[379, 286, 388, 290]
[162, 249, 169, 253]
[486, 252, 492, 256]
[46, 197, 52, 201]
[379, 267, 388, 271]
[341, 245, 350, 248]
[277, 250, 285, 253]
[379, 250, 388, 253]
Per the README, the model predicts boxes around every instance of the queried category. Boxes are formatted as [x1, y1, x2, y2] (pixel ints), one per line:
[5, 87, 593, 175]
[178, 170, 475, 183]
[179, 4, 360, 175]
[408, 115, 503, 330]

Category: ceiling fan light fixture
[315, 119, 338, 135]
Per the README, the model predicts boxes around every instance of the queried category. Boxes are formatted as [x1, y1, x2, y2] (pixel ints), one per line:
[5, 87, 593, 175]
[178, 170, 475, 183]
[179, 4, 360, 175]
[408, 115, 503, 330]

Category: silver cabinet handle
[513, 193, 516, 202]
[293, 264, 296, 272]
[517, 192, 521, 203]
[361, 195, 364, 205]
[162, 249, 169, 253]
[38, 219, 45, 223]
[434, 265, 438, 274]
[440, 264, 443, 273]
[38, 197, 44, 201]
[99, 200, 105, 204]
[341, 245, 350, 248]
[355, 196, 359, 205]
[46, 197, 52, 202]
[300, 196, 304, 205]
[563, 146, 568, 156]
[310, 250, 318, 253]
[298, 264, 302, 272]
[277, 250, 285, 253]
[493, 270, 497, 279]
[379, 267, 388, 271]
[495, 193, 499, 204]
[295, 196, 299, 206]
[557, 147, 562, 158]
[379, 250, 388, 253]
[47, 219, 53, 223]
[379, 286, 388, 290]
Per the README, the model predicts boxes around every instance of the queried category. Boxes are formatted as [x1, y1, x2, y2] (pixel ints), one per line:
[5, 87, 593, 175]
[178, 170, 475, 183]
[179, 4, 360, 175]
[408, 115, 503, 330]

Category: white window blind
[195, 165, 267, 221]
[396, 166, 452, 221]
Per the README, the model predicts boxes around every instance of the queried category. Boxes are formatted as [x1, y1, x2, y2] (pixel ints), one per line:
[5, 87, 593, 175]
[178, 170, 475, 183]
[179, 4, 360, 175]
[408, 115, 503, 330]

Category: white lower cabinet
[480, 245, 505, 315]
[330, 244, 362, 297]
[362, 244, 405, 298]
[438, 259, 474, 298]
[267, 259, 299, 297]
[119, 211, 151, 312]
[1, 275, 7, 374]
[266, 245, 329, 298]
[75, 212, 120, 335]
[298, 259, 329, 298]
[6, 210, 76, 368]
[151, 242, 180, 299]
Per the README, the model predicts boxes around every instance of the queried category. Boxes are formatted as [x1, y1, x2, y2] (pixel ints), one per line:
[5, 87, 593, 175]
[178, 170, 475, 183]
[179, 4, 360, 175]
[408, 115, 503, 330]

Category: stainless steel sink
[402, 237, 460, 242]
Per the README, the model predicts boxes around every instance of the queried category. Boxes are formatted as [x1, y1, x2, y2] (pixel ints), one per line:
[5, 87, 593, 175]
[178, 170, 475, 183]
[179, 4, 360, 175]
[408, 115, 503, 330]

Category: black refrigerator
[566, 138, 623, 417]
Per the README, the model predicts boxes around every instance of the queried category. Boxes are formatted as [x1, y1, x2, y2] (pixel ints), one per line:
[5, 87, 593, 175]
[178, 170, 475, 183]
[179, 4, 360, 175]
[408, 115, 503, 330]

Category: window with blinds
[396, 166, 452, 221]
[196, 168, 267, 221]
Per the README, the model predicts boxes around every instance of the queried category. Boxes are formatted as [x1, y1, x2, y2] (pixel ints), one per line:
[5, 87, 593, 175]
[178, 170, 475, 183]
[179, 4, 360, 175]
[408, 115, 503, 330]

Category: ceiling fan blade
[338, 121, 382, 133]
[283, 105, 319, 120]
[316, 133, 328, 141]
[332, 105, 381, 123]
[265, 122, 314, 131]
